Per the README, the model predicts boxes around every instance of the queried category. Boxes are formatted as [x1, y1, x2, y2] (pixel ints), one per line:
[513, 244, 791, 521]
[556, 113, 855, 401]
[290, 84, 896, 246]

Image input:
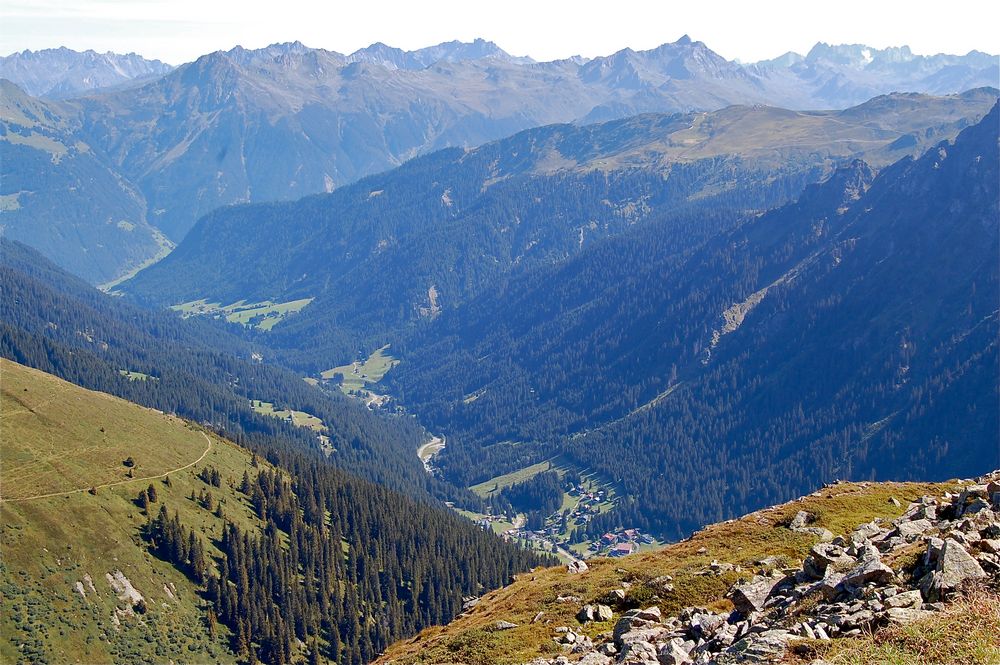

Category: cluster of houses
[566, 485, 608, 525]
[589, 528, 656, 557]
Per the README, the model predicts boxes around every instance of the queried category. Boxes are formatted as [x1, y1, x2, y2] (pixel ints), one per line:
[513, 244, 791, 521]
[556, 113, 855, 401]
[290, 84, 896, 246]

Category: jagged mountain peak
[0, 46, 173, 98]
[346, 38, 527, 70]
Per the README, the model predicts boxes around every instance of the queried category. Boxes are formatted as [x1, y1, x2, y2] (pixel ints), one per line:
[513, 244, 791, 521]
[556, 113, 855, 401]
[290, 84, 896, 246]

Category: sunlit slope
[0, 359, 268, 665]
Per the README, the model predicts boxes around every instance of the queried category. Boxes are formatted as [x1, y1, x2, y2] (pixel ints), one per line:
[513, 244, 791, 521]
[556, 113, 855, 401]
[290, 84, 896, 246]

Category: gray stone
[936, 538, 986, 591]
[617, 640, 659, 664]
[657, 639, 693, 665]
[717, 633, 788, 663]
[883, 590, 922, 609]
[842, 557, 895, 587]
[885, 607, 937, 624]
[729, 575, 781, 614]
[567, 560, 589, 574]
[635, 606, 662, 622]
[789, 511, 813, 529]
[892, 519, 933, 541]
[577, 653, 611, 665]
[493, 620, 518, 630]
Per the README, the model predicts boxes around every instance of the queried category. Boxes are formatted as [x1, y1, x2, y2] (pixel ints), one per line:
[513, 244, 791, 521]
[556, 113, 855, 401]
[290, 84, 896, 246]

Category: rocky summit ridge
[522, 472, 1000, 665]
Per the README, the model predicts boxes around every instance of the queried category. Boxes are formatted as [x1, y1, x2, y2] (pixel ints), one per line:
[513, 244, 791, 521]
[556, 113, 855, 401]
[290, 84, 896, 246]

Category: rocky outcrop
[524, 472, 1000, 665]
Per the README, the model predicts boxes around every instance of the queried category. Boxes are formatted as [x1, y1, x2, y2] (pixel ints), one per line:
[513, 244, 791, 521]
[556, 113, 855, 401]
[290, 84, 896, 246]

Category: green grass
[453, 509, 518, 535]
[118, 370, 153, 382]
[2, 131, 69, 162]
[469, 461, 553, 499]
[466, 458, 617, 548]
[1, 359, 271, 665]
[249, 399, 325, 432]
[321, 344, 399, 393]
[169, 297, 313, 331]
[2, 361, 206, 500]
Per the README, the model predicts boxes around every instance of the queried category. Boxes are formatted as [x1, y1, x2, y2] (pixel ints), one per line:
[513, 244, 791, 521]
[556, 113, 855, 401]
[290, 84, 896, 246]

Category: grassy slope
[320, 344, 399, 391]
[1, 360, 268, 665]
[379, 478, 974, 665]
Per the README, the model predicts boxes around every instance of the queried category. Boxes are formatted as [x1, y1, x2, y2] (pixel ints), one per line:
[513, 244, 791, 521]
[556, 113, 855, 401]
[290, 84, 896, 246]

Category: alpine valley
[1, 31, 999, 665]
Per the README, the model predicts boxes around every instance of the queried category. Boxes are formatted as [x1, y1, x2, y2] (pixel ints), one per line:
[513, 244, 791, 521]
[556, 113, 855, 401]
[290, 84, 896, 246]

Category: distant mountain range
[0, 47, 173, 98]
[124, 97, 1000, 539]
[1, 38, 997, 283]
[119, 89, 997, 330]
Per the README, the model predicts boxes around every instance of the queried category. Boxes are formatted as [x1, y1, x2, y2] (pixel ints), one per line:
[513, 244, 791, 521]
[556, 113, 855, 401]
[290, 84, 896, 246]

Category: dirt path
[0, 432, 213, 503]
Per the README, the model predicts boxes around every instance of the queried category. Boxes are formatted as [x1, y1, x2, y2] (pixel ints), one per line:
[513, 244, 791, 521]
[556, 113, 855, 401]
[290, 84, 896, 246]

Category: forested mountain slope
[0, 238, 470, 505]
[388, 103, 1000, 539]
[120, 91, 997, 368]
[1, 360, 551, 665]
[3, 37, 996, 283]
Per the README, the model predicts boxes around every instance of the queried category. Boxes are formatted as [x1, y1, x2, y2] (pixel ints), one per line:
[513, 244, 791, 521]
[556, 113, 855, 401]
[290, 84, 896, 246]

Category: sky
[2, 0, 998, 65]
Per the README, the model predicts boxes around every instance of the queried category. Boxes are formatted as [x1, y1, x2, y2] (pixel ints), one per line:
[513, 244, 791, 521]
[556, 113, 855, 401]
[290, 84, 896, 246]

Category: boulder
[493, 620, 518, 630]
[892, 519, 933, 541]
[729, 575, 781, 614]
[595, 604, 614, 622]
[577, 653, 611, 665]
[804, 543, 856, 578]
[885, 607, 937, 625]
[936, 538, 986, 591]
[617, 640, 659, 664]
[717, 633, 788, 663]
[567, 560, 589, 574]
[842, 558, 894, 587]
[883, 590, 922, 609]
[657, 639, 693, 665]
[789, 511, 813, 529]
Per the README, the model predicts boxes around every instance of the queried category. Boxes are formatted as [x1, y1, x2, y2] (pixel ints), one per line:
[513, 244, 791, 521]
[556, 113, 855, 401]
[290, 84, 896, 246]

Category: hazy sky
[2, 0, 998, 65]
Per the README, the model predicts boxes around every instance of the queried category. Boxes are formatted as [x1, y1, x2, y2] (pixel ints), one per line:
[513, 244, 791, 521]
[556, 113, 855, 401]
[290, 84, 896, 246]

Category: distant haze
[2, 0, 997, 66]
